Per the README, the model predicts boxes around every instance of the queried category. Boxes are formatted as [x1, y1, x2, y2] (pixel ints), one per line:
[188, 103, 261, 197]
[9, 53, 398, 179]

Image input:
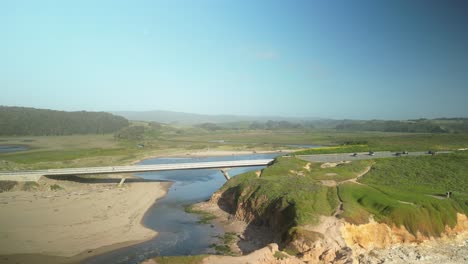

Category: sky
[1, 0, 467, 120]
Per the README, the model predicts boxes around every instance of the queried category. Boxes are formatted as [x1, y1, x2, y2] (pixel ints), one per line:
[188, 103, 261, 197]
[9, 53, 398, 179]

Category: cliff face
[342, 214, 468, 256]
[210, 154, 468, 263]
[212, 184, 468, 264]
[211, 185, 296, 236]
[211, 186, 354, 263]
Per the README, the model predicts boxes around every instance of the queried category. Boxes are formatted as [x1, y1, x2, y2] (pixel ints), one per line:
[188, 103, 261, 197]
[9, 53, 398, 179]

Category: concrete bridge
[0, 159, 275, 183]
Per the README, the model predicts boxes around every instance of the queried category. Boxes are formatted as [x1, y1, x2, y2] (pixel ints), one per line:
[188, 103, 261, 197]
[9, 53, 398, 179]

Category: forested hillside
[0, 106, 129, 136]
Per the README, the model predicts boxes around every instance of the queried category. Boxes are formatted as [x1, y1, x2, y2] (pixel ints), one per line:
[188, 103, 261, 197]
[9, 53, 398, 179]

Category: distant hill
[112, 110, 468, 133]
[335, 118, 468, 133]
[0, 106, 129, 136]
[112, 110, 320, 125]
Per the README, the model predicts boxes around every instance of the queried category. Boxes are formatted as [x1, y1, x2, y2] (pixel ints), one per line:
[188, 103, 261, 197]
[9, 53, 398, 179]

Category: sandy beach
[0, 175, 170, 263]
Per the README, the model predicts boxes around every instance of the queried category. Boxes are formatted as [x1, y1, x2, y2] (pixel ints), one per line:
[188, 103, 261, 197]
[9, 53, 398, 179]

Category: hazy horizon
[3, 105, 467, 122]
[2, 1, 467, 120]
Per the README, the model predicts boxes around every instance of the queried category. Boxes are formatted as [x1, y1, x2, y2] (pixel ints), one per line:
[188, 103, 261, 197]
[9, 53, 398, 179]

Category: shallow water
[85, 153, 279, 264]
[0, 145, 28, 153]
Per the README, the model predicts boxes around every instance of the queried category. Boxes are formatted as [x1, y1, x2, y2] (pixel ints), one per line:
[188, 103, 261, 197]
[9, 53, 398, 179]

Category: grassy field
[162, 129, 413, 145]
[219, 156, 355, 228]
[0, 135, 144, 170]
[295, 133, 468, 155]
[216, 149, 468, 243]
[1, 128, 468, 171]
[0, 133, 255, 170]
[0, 134, 118, 151]
[339, 151, 468, 235]
[166, 129, 468, 154]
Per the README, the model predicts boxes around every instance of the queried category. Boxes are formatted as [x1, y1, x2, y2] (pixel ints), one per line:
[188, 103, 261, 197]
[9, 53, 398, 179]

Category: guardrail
[0, 159, 274, 180]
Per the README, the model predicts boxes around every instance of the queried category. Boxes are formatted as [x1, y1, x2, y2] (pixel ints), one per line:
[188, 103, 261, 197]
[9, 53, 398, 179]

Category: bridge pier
[118, 177, 126, 187]
[220, 169, 231, 180]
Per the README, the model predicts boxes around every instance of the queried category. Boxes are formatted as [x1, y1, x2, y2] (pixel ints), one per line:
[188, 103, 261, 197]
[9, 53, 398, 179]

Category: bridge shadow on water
[43, 174, 172, 184]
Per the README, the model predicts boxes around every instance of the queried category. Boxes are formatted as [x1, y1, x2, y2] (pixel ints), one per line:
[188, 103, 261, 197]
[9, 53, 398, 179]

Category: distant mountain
[112, 110, 321, 125]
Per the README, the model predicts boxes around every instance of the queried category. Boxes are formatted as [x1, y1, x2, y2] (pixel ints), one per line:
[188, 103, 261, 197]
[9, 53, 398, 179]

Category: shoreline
[0, 149, 287, 264]
[0, 175, 172, 264]
[192, 199, 279, 256]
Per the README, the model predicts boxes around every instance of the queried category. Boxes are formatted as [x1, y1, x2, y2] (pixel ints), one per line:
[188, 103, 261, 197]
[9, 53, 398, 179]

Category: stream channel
[85, 153, 280, 264]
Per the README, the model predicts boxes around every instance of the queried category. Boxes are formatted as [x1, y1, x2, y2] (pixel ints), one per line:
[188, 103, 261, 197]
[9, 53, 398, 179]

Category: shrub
[0, 181, 17, 192]
[22, 181, 39, 191]
[50, 184, 63, 191]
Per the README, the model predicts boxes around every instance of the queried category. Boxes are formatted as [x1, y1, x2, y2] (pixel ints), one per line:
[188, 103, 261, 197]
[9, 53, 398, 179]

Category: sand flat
[0, 177, 169, 257]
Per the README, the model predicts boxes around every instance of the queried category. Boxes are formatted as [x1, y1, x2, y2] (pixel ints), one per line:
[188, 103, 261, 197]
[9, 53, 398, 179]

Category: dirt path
[332, 164, 373, 218]
[340, 164, 373, 185]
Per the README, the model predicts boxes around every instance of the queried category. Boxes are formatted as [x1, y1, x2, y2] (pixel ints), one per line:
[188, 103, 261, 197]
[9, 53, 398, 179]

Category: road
[0, 159, 274, 182]
[298, 151, 451, 163]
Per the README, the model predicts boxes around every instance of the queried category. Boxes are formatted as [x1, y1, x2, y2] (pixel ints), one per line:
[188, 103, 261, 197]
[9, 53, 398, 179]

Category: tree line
[335, 120, 448, 133]
[0, 106, 129, 136]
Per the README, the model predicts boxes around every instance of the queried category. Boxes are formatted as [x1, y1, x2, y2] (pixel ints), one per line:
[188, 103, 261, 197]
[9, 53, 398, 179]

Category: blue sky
[1, 0, 467, 119]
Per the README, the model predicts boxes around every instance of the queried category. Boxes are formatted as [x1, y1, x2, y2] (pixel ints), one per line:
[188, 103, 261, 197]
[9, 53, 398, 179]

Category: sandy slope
[0, 176, 170, 258]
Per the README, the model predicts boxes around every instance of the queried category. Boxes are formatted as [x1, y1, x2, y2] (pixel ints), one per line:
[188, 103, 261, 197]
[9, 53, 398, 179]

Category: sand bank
[0, 176, 170, 262]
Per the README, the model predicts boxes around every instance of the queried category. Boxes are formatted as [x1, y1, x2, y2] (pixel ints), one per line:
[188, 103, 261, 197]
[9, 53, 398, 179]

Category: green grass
[219, 151, 468, 244]
[184, 205, 217, 224]
[221, 157, 340, 229]
[339, 151, 468, 236]
[2, 130, 468, 171]
[306, 160, 374, 182]
[219, 232, 237, 245]
[294, 133, 468, 155]
[1, 148, 131, 164]
[0, 134, 118, 151]
[274, 251, 288, 260]
[295, 144, 371, 155]
[208, 232, 239, 256]
[210, 244, 233, 255]
[360, 152, 468, 194]
[165, 129, 414, 146]
[283, 246, 301, 256]
[152, 255, 207, 264]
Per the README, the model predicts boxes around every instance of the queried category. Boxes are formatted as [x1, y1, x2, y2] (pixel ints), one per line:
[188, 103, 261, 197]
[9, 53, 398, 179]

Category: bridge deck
[0, 159, 274, 181]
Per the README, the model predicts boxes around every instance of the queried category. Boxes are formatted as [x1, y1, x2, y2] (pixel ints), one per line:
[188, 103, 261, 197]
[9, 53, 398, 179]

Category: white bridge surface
[0, 159, 274, 182]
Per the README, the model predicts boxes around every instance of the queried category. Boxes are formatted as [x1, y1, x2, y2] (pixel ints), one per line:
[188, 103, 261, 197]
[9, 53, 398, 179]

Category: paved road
[0, 159, 274, 182]
[298, 151, 451, 163]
